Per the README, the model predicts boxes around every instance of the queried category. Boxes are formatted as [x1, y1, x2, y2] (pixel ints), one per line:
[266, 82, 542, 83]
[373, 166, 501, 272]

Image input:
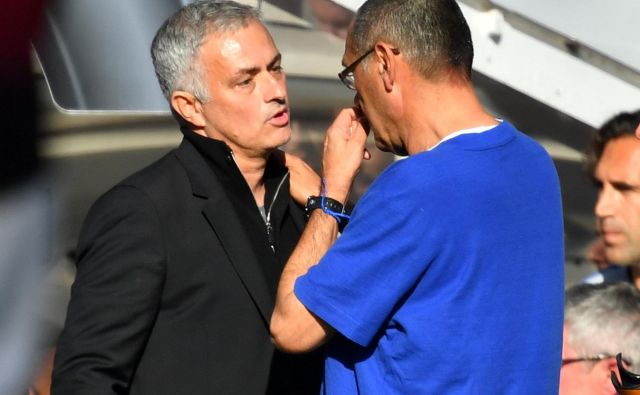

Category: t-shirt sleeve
[295, 163, 442, 347]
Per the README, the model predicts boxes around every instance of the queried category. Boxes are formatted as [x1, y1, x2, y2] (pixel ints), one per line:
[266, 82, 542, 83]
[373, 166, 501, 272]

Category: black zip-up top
[181, 127, 303, 297]
[181, 127, 323, 393]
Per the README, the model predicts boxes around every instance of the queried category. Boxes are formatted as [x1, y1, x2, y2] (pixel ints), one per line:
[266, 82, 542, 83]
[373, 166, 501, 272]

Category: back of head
[565, 283, 640, 369]
[350, 0, 473, 81]
[585, 110, 640, 178]
[150, 0, 260, 102]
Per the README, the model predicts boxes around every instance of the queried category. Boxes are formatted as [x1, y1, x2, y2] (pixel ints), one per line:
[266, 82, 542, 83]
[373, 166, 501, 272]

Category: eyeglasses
[612, 353, 640, 391]
[562, 353, 631, 366]
[338, 47, 375, 90]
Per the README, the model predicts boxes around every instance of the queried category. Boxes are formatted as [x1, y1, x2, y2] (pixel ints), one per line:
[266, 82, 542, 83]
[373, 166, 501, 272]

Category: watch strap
[305, 195, 350, 232]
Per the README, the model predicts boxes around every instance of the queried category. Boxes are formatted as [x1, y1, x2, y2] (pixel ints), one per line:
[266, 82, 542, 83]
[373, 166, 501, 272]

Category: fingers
[283, 151, 300, 166]
[284, 152, 321, 205]
[322, 108, 371, 202]
[352, 105, 370, 135]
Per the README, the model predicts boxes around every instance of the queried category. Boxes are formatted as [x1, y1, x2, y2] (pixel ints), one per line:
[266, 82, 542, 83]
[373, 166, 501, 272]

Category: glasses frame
[562, 353, 631, 367]
[338, 47, 375, 90]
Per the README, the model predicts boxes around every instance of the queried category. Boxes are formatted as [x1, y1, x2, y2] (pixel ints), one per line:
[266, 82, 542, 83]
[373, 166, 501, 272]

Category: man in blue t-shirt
[271, 0, 565, 393]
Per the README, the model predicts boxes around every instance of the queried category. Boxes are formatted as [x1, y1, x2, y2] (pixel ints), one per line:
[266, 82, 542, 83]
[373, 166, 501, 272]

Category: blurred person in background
[302, 0, 354, 39]
[583, 110, 640, 288]
[560, 283, 640, 395]
[268, 0, 354, 39]
[51, 1, 323, 394]
[271, 0, 564, 393]
[0, 1, 53, 395]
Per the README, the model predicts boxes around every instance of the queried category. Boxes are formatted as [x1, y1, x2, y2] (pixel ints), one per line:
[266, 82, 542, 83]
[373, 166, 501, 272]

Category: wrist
[320, 178, 350, 205]
[305, 194, 351, 232]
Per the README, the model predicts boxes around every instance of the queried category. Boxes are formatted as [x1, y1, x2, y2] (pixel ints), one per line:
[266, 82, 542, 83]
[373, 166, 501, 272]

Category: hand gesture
[322, 108, 370, 203]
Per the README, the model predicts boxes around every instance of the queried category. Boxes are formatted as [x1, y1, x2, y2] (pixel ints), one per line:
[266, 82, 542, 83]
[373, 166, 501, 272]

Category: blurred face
[197, 21, 290, 158]
[594, 135, 640, 265]
[559, 327, 617, 395]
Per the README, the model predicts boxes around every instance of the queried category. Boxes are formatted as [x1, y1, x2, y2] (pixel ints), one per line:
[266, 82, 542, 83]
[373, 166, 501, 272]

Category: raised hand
[322, 108, 370, 204]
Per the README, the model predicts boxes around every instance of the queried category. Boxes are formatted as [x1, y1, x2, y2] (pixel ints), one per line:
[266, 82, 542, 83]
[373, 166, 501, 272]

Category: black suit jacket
[52, 138, 322, 395]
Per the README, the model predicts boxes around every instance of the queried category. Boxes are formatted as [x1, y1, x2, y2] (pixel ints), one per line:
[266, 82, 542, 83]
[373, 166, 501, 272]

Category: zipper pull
[265, 172, 288, 253]
[266, 220, 275, 252]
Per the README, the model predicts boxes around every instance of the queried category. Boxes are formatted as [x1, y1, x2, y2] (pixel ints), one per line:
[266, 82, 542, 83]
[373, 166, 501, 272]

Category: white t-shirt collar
[428, 120, 502, 151]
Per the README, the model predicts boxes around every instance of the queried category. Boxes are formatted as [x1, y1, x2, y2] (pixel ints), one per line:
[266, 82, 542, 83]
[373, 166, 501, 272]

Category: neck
[193, 127, 269, 206]
[231, 149, 268, 207]
[401, 74, 497, 154]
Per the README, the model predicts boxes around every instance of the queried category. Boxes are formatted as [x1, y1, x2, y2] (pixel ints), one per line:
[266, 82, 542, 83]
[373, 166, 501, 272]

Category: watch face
[305, 196, 322, 220]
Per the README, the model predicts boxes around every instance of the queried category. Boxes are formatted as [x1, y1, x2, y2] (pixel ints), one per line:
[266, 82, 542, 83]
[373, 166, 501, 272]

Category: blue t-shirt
[295, 122, 565, 394]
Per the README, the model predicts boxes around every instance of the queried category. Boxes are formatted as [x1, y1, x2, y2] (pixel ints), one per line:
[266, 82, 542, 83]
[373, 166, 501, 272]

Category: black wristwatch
[305, 195, 350, 232]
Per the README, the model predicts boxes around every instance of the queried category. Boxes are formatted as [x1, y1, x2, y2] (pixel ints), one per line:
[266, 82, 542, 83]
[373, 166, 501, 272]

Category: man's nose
[595, 184, 615, 218]
[265, 73, 286, 102]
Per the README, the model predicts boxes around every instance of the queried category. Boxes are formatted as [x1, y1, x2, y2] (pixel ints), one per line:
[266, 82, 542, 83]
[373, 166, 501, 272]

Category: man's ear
[171, 91, 206, 128]
[599, 358, 621, 395]
[374, 42, 398, 92]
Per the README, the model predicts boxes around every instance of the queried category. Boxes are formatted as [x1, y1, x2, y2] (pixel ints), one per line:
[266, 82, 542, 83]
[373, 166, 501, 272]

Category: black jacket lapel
[174, 139, 274, 324]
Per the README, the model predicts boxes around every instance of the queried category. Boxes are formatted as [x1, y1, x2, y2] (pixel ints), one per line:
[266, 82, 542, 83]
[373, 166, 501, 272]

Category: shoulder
[364, 154, 445, 200]
[503, 122, 554, 161]
[119, 148, 184, 191]
[95, 144, 197, 210]
[350, 155, 446, 226]
[82, 148, 188, 231]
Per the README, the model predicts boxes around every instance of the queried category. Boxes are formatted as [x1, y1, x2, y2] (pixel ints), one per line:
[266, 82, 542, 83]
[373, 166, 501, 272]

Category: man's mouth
[268, 109, 289, 127]
[600, 229, 624, 244]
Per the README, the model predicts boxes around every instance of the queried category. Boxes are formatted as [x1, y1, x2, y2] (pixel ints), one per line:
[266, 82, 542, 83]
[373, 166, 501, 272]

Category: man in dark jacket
[51, 1, 322, 394]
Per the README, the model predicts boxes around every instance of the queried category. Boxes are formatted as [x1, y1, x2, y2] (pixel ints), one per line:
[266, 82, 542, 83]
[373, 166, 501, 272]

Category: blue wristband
[304, 179, 351, 232]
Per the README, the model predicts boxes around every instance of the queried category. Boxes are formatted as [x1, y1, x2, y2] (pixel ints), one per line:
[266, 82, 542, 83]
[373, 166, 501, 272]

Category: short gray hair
[350, 0, 473, 80]
[565, 283, 640, 369]
[151, 0, 260, 102]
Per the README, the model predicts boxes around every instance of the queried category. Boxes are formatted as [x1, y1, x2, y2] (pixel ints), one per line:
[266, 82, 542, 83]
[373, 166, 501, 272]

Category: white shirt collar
[428, 120, 502, 151]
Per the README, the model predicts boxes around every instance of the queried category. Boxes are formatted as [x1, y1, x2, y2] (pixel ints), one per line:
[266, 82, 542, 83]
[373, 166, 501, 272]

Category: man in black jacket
[51, 1, 322, 394]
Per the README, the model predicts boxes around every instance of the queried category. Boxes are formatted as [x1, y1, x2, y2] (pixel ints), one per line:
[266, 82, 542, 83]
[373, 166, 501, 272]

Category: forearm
[271, 209, 338, 353]
[271, 107, 368, 352]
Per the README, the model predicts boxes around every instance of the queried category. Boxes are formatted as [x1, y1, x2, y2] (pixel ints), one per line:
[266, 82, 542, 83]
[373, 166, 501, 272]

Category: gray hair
[151, 0, 261, 102]
[565, 283, 640, 369]
[350, 0, 473, 80]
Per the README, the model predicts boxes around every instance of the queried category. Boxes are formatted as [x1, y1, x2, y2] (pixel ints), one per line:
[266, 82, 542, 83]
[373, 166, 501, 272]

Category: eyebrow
[611, 181, 640, 190]
[267, 53, 282, 69]
[233, 53, 282, 77]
